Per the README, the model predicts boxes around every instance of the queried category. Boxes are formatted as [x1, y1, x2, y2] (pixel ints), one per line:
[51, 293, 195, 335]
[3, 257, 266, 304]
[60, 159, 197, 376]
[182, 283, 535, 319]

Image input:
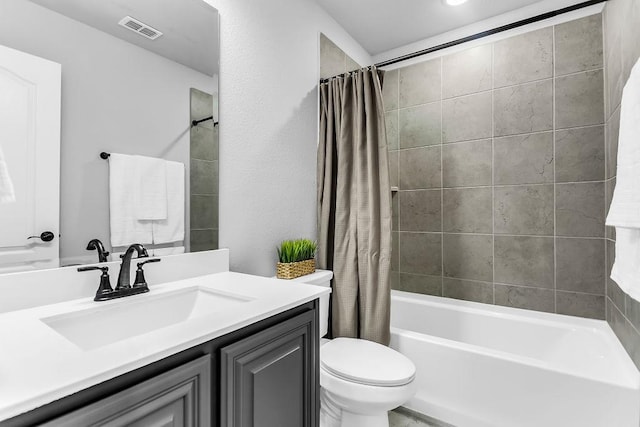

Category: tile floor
[389, 408, 453, 427]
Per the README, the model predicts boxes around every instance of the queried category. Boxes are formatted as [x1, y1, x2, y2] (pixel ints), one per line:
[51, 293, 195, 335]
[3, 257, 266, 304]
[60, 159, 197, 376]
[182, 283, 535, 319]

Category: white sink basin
[41, 287, 253, 351]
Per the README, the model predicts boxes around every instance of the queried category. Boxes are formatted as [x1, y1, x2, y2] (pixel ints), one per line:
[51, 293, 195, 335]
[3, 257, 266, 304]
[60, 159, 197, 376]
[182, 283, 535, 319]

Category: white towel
[109, 153, 153, 247]
[135, 155, 167, 220]
[606, 57, 640, 298]
[0, 145, 15, 204]
[152, 161, 185, 244]
[153, 246, 185, 256]
[607, 58, 640, 228]
[611, 229, 640, 300]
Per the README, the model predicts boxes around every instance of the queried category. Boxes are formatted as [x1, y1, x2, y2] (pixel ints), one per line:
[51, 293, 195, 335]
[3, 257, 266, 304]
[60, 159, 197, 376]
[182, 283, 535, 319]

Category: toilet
[290, 270, 416, 427]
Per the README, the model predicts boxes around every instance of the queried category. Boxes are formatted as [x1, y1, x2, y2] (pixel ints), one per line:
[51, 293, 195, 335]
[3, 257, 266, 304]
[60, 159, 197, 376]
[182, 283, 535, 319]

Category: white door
[0, 44, 61, 273]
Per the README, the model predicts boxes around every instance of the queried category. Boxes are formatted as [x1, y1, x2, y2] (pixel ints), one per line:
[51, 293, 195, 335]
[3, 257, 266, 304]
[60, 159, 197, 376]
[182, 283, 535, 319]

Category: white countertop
[0, 271, 329, 422]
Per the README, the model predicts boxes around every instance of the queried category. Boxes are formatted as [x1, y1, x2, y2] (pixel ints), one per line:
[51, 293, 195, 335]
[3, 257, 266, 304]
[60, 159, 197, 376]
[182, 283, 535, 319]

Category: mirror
[0, 0, 219, 272]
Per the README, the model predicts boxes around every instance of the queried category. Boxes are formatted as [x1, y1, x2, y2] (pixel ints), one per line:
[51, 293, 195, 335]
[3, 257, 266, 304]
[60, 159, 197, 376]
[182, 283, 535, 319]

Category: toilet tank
[288, 270, 333, 337]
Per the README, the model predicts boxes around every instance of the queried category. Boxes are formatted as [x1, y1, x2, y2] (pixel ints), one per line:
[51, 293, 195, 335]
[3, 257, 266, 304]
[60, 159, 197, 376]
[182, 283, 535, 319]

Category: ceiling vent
[118, 16, 163, 40]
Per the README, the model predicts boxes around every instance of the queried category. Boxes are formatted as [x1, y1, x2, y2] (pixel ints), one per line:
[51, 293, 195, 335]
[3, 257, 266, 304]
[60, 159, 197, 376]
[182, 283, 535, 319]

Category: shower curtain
[317, 67, 392, 345]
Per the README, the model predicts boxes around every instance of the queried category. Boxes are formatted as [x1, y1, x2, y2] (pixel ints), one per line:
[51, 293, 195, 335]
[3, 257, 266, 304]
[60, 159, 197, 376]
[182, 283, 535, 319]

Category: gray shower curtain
[317, 67, 392, 345]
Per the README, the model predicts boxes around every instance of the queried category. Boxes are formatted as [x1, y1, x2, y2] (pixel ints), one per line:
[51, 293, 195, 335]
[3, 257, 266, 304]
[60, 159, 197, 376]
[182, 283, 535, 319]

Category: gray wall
[0, 0, 216, 264]
[385, 14, 607, 319]
[603, 0, 640, 369]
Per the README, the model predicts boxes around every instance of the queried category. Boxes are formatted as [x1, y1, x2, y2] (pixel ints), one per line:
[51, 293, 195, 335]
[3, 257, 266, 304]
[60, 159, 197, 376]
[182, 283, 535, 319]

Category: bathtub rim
[390, 290, 640, 390]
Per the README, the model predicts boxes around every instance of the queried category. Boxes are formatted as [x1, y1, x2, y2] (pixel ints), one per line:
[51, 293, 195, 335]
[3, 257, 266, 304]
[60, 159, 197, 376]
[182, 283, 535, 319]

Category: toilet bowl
[288, 270, 417, 427]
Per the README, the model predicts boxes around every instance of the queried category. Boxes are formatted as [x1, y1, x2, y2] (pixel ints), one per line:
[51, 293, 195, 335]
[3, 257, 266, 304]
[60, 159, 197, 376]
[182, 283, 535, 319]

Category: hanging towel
[135, 155, 167, 220]
[153, 246, 185, 256]
[606, 57, 640, 298]
[109, 153, 153, 247]
[152, 160, 185, 244]
[0, 145, 15, 204]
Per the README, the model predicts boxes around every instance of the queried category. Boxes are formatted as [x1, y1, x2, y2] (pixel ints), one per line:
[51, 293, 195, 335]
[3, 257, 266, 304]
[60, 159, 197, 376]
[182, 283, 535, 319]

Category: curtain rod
[321, 0, 605, 84]
[374, 0, 605, 68]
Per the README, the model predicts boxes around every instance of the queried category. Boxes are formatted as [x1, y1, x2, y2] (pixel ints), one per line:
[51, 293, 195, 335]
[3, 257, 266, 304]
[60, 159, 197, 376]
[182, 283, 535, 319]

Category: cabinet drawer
[42, 355, 211, 427]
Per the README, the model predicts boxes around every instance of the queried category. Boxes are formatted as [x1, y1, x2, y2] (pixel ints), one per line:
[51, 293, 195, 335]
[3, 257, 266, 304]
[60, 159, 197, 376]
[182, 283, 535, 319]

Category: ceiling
[315, 0, 583, 55]
[28, 0, 219, 76]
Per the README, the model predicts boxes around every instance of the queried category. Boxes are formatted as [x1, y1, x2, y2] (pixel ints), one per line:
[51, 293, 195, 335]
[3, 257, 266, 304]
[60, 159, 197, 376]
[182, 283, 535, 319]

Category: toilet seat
[321, 337, 415, 387]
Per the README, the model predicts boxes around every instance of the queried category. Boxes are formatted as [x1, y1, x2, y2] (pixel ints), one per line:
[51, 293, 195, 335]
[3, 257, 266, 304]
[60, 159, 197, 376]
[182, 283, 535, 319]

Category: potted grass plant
[276, 238, 317, 279]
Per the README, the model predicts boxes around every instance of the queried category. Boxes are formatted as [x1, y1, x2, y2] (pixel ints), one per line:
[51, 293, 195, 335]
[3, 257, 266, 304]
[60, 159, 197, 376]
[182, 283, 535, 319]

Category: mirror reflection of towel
[0, 145, 15, 204]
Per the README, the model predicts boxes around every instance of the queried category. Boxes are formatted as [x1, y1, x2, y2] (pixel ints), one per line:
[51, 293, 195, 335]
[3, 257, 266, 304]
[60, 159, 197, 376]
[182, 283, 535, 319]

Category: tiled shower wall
[190, 88, 219, 252]
[603, 0, 640, 368]
[385, 14, 608, 319]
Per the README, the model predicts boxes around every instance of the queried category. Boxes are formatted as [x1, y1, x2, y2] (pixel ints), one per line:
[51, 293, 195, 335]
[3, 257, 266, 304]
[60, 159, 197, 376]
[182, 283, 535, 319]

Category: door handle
[27, 231, 55, 242]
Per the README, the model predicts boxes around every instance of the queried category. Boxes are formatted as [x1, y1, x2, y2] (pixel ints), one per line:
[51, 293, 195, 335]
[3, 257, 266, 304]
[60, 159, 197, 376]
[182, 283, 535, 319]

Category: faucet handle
[78, 266, 114, 301]
[77, 265, 108, 273]
[133, 258, 161, 290]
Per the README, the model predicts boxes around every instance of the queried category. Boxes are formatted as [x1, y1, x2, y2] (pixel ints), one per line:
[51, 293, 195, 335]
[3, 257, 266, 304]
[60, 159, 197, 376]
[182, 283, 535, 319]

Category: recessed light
[443, 0, 469, 6]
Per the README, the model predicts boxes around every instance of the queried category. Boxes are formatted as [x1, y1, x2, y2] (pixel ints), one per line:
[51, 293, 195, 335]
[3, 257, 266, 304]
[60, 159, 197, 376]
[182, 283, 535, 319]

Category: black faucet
[86, 239, 110, 263]
[116, 243, 149, 290]
[78, 243, 161, 301]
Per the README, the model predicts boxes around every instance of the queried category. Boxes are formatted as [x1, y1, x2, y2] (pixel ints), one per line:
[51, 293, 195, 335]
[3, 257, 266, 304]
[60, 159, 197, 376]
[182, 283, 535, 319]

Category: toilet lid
[321, 338, 416, 387]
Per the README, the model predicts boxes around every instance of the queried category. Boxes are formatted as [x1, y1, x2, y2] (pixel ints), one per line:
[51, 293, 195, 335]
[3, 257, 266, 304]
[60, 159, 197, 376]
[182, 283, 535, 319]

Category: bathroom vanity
[0, 251, 329, 427]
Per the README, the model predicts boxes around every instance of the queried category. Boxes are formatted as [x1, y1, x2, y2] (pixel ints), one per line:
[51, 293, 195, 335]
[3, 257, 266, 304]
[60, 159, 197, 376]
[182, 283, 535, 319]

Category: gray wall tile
[442, 92, 492, 143]
[320, 33, 347, 79]
[392, 194, 399, 231]
[495, 236, 554, 288]
[346, 55, 360, 73]
[443, 278, 494, 304]
[555, 126, 605, 182]
[399, 147, 442, 189]
[494, 28, 554, 88]
[399, 190, 442, 232]
[556, 238, 605, 294]
[555, 15, 603, 76]
[557, 291, 605, 320]
[443, 188, 492, 233]
[392, 231, 400, 271]
[443, 234, 493, 282]
[191, 127, 217, 161]
[494, 132, 554, 185]
[399, 103, 442, 148]
[399, 232, 442, 275]
[190, 229, 218, 252]
[556, 182, 605, 238]
[190, 195, 218, 229]
[385, 111, 399, 150]
[190, 159, 218, 195]
[556, 70, 605, 129]
[606, 107, 620, 179]
[494, 185, 554, 235]
[399, 59, 442, 108]
[397, 273, 442, 296]
[442, 44, 492, 98]
[495, 285, 555, 313]
[389, 150, 399, 188]
[608, 300, 640, 368]
[442, 140, 492, 187]
[621, 0, 640, 83]
[383, 69, 399, 111]
[605, 179, 616, 241]
[606, 240, 625, 309]
[604, 1, 624, 117]
[494, 80, 553, 136]
[626, 295, 640, 332]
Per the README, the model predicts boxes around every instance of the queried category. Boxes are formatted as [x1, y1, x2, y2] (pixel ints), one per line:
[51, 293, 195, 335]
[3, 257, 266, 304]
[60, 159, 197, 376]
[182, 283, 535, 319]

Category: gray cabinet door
[41, 355, 211, 427]
[220, 310, 317, 427]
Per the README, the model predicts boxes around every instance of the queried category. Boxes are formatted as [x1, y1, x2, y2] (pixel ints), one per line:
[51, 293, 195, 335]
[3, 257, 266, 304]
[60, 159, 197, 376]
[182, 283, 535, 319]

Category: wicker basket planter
[277, 258, 316, 280]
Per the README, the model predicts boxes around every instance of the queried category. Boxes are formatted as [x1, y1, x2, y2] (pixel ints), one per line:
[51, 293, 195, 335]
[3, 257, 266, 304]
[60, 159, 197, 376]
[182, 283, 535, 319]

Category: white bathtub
[390, 290, 640, 427]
